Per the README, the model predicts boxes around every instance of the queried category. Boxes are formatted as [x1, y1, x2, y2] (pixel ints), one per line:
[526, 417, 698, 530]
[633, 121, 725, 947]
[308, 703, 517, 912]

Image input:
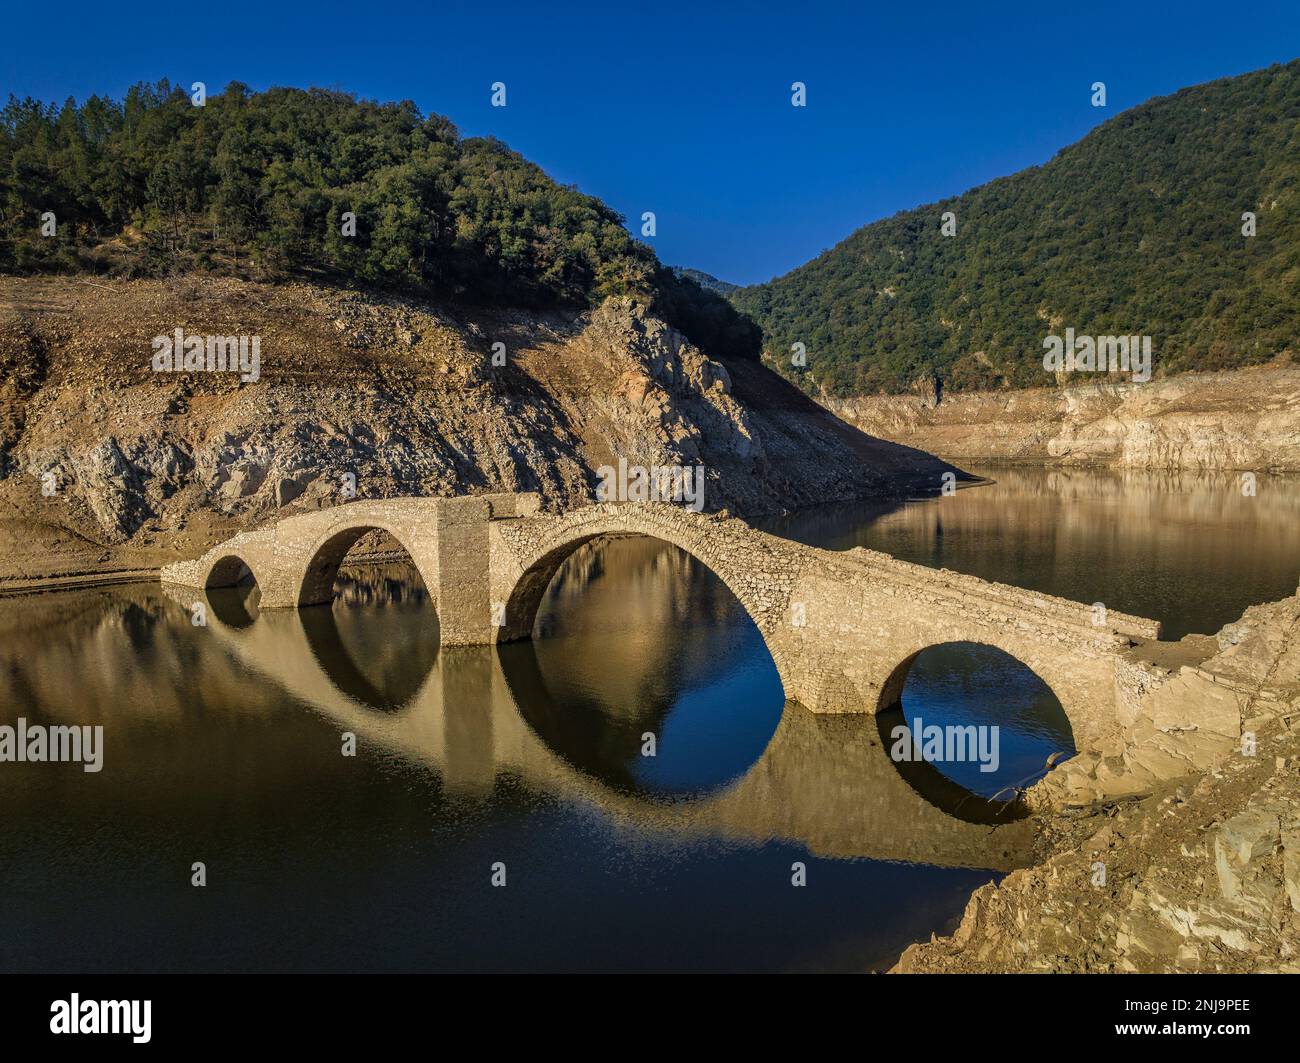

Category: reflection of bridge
[167, 586, 1034, 870]
[162, 492, 1161, 747]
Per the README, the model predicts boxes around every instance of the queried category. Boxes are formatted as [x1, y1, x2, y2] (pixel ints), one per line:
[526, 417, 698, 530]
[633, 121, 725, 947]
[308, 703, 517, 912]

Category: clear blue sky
[2, 0, 1297, 285]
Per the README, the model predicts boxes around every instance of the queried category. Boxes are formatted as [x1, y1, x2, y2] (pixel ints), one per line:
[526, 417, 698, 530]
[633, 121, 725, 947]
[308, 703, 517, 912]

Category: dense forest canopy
[733, 60, 1300, 395]
[0, 80, 759, 359]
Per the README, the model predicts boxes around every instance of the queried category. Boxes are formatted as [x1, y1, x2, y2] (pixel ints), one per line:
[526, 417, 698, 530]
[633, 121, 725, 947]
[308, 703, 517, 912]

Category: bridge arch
[205, 553, 260, 590]
[875, 638, 1078, 750]
[492, 507, 793, 700]
[203, 554, 263, 628]
[878, 636, 1071, 712]
[297, 524, 435, 608]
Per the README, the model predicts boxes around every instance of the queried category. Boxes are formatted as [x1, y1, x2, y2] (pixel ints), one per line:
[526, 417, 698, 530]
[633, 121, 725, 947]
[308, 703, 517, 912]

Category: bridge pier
[429, 498, 494, 645]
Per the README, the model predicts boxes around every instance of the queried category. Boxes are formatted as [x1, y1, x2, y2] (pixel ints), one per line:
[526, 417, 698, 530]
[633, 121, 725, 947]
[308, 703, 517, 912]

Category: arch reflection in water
[182, 572, 1035, 870]
[2, 585, 1030, 973]
[299, 566, 440, 713]
[205, 560, 261, 628]
[882, 641, 1075, 802]
[299, 533, 439, 711]
[507, 535, 784, 799]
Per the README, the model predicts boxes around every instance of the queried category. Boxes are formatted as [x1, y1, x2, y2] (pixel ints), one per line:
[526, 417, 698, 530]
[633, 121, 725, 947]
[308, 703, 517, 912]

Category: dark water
[1, 465, 1296, 972]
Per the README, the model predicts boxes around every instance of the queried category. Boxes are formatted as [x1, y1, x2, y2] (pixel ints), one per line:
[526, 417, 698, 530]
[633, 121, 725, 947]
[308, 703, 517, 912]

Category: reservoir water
[2, 465, 1297, 972]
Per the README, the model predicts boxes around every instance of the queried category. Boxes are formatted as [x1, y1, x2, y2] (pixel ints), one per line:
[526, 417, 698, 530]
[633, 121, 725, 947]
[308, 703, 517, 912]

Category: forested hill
[671, 267, 739, 295]
[0, 80, 759, 360]
[733, 60, 1300, 396]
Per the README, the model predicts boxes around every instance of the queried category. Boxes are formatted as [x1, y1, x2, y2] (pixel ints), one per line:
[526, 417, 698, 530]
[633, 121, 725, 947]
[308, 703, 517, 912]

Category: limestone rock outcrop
[0, 277, 955, 577]
[825, 367, 1300, 471]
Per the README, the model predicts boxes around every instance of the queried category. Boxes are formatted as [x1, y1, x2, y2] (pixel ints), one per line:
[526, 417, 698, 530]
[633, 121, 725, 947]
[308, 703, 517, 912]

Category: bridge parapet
[844, 546, 1162, 642]
[482, 492, 542, 520]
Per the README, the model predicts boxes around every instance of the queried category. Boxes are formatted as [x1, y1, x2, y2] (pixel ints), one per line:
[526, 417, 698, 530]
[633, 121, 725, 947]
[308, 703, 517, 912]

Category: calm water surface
[1, 465, 1296, 971]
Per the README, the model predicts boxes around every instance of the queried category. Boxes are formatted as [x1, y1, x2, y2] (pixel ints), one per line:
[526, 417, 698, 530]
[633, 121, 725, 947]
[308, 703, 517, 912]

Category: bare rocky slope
[824, 366, 1300, 471]
[0, 276, 954, 582]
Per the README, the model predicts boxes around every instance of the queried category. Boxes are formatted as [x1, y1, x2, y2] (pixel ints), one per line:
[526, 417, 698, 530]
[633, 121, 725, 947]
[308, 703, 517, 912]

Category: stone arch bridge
[161, 492, 1161, 747]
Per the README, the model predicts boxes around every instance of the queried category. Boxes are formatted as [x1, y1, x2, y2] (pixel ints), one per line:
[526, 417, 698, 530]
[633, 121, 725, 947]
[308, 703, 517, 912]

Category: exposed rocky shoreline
[825, 366, 1300, 471]
[0, 276, 955, 585]
[893, 588, 1300, 973]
